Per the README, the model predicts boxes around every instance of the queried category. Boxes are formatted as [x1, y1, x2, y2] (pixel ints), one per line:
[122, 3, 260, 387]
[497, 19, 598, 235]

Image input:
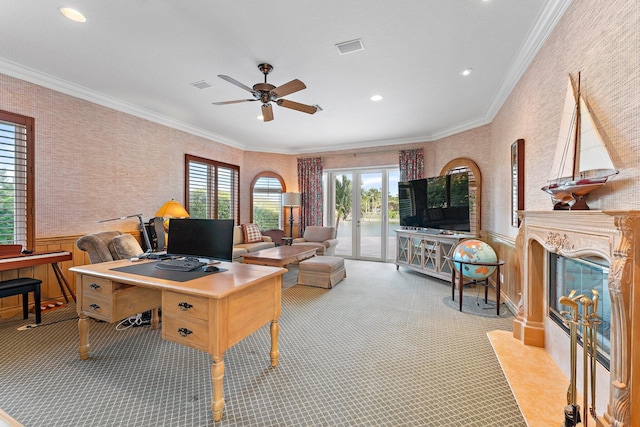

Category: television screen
[166, 218, 234, 261]
[398, 172, 470, 232]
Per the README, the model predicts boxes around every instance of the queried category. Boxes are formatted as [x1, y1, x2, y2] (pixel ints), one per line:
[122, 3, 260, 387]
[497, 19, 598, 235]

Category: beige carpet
[1, 260, 525, 426]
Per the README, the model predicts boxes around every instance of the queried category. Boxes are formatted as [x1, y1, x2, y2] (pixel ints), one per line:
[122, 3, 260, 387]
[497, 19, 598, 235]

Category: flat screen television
[398, 172, 471, 232]
[166, 218, 234, 261]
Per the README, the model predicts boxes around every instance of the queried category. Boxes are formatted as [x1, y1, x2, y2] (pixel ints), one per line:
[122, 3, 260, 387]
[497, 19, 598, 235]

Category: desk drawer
[163, 291, 209, 321]
[81, 279, 161, 322]
[82, 276, 117, 296]
[162, 315, 209, 352]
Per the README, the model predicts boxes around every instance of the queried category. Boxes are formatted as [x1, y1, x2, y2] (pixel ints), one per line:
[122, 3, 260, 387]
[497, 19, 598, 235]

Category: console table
[395, 229, 474, 281]
[70, 259, 286, 422]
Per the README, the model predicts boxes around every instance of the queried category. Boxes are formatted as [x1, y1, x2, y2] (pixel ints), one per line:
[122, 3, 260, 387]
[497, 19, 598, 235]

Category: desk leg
[270, 320, 280, 367]
[211, 356, 225, 422]
[78, 314, 90, 360]
[151, 307, 159, 330]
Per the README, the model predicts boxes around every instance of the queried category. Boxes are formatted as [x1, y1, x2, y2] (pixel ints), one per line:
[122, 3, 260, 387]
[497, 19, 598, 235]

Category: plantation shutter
[0, 111, 34, 248]
[185, 155, 239, 223]
[252, 177, 283, 230]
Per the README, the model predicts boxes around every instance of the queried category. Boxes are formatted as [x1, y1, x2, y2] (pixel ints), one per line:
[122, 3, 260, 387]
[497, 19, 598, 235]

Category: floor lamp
[282, 192, 301, 238]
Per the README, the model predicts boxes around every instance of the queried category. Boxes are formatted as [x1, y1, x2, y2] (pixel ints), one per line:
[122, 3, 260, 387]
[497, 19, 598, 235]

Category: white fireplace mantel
[514, 210, 639, 427]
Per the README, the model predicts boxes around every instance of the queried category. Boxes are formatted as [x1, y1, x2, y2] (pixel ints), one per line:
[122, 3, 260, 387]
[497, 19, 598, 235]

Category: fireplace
[513, 211, 639, 427]
[548, 253, 611, 369]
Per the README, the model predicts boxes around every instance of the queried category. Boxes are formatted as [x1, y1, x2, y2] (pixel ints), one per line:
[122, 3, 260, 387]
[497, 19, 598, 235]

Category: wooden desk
[0, 251, 74, 302]
[69, 259, 286, 422]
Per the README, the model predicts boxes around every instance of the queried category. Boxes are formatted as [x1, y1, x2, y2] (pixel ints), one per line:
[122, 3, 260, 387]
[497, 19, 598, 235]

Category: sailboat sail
[542, 74, 617, 209]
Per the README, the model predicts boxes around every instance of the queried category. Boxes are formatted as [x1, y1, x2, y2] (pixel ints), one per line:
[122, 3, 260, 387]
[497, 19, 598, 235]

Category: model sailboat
[542, 73, 617, 210]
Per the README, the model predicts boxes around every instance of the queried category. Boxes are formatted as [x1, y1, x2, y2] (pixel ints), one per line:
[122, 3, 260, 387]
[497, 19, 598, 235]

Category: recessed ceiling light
[370, 95, 383, 102]
[59, 7, 86, 23]
[461, 68, 473, 76]
[257, 115, 264, 121]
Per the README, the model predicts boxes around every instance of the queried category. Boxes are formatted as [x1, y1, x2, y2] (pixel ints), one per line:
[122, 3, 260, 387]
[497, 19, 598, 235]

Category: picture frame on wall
[511, 139, 524, 227]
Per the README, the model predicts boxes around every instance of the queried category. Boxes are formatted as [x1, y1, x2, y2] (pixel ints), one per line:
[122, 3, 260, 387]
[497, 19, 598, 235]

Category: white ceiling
[0, 1, 570, 154]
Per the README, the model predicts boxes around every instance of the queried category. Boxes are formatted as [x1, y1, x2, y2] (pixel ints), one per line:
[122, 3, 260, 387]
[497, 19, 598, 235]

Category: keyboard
[154, 258, 206, 272]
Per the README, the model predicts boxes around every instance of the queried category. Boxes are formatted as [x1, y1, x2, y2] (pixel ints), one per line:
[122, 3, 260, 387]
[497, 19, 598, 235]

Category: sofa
[232, 225, 275, 261]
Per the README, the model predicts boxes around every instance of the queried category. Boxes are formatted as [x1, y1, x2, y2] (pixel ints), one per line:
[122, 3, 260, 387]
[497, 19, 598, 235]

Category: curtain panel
[297, 157, 323, 233]
[399, 149, 424, 181]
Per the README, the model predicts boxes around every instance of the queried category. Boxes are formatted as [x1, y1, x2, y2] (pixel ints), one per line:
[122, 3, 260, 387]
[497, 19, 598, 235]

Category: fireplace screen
[548, 253, 611, 369]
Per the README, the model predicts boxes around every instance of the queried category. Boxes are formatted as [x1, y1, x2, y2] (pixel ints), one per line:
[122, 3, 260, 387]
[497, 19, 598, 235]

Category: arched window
[251, 172, 286, 230]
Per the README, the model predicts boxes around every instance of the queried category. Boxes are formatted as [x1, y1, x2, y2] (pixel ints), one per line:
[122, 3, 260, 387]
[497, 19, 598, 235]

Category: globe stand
[447, 258, 505, 316]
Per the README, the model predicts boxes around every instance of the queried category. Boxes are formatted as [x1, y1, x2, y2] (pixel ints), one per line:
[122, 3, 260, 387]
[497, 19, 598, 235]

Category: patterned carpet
[0, 260, 525, 426]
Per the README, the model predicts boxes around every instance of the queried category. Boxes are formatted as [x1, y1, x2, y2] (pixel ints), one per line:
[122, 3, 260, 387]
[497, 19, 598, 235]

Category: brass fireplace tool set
[559, 290, 601, 427]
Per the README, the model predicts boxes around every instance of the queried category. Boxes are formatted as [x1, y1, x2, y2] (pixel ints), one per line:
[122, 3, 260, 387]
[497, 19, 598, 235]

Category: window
[185, 154, 239, 223]
[251, 173, 285, 230]
[0, 110, 34, 249]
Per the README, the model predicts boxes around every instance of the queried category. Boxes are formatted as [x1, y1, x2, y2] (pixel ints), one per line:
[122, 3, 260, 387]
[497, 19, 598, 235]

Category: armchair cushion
[108, 234, 144, 260]
[77, 231, 143, 264]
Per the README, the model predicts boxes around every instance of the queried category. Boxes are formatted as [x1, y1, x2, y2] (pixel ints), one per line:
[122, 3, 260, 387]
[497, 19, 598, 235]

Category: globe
[452, 239, 498, 280]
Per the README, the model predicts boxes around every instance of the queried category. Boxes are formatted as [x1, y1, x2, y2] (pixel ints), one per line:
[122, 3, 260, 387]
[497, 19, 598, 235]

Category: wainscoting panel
[480, 230, 519, 314]
[0, 230, 140, 319]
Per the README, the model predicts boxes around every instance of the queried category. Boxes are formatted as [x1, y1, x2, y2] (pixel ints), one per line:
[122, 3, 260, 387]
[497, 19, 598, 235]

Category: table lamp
[282, 192, 301, 238]
[155, 200, 190, 250]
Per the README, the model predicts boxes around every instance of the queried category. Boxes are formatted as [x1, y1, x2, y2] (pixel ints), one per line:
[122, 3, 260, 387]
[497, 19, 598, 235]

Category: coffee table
[242, 245, 317, 267]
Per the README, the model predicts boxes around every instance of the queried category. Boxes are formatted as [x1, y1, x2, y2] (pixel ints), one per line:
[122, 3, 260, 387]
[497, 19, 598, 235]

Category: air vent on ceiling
[190, 80, 212, 89]
[335, 39, 364, 55]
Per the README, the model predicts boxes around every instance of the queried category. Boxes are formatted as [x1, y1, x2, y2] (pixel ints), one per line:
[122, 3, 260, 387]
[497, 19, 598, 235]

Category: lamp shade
[155, 199, 190, 218]
[282, 192, 301, 207]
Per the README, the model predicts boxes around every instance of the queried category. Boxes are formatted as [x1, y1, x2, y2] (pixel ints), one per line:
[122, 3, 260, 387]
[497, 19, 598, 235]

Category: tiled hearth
[513, 211, 639, 427]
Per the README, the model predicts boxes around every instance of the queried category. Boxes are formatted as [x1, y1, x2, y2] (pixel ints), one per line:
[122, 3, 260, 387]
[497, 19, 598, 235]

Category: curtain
[399, 149, 424, 181]
[297, 157, 323, 233]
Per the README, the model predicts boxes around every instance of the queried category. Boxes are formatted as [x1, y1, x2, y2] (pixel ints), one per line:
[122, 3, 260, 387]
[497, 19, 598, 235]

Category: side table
[281, 237, 293, 246]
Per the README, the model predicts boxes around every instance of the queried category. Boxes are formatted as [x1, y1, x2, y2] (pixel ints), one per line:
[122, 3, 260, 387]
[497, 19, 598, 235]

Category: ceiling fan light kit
[213, 63, 317, 122]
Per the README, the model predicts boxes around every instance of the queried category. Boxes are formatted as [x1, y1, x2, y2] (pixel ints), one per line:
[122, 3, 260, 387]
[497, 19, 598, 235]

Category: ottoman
[298, 256, 346, 289]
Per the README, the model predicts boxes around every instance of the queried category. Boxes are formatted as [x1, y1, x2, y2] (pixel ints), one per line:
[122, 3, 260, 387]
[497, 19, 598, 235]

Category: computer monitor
[166, 218, 234, 261]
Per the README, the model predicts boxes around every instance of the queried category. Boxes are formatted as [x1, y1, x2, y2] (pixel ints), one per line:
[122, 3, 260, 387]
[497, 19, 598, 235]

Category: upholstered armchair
[76, 231, 143, 264]
[291, 226, 338, 256]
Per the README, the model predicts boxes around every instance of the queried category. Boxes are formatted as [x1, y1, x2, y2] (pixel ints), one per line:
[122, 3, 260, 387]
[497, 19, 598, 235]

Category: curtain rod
[298, 147, 413, 159]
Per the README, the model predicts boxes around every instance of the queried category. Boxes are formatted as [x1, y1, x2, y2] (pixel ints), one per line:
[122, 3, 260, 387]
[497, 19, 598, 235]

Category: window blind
[0, 114, 31, 246]
[252, 176, 283, 230]
[186, 155, 239, 223]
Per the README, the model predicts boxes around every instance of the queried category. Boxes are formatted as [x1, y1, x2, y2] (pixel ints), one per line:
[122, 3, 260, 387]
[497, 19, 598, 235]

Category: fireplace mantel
[514, 210, 639, 426]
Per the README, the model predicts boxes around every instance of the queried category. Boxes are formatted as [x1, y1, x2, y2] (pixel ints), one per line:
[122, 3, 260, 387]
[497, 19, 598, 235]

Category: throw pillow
[242, 223, 263, 243]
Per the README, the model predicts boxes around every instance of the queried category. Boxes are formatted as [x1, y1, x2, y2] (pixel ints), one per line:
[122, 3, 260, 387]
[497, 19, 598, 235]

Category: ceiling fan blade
[262, 104, 274, 122]
[212, 99, 257, 105]
[276, 99, 317, 115]
[271, 79, 306, 98]
[217, 75, 255, 93]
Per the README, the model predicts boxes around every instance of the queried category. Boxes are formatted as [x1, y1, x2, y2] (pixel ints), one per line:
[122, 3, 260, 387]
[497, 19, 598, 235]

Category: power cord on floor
[116, 313, 144, 330]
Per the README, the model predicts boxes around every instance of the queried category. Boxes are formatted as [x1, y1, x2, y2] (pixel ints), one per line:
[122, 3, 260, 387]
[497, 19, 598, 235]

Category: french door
[325, 168, 399, 262]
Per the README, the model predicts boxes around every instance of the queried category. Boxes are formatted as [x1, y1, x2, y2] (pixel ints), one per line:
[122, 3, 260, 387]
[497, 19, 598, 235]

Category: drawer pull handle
[178, 328, 193, 337]
[89, 283, 101, 290]
[89, 303, 100, 310]
[178, 302, 193, 311]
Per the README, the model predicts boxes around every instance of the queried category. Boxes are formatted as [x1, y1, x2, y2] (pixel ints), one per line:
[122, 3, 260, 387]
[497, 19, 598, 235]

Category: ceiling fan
[212, 63, 317, 122]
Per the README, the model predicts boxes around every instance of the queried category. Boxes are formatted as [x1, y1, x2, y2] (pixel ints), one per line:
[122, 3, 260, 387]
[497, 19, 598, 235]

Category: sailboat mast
[572, 72, 581, 180]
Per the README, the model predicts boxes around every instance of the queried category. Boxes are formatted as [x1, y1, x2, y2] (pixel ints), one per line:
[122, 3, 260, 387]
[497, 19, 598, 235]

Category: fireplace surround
[514, 211, 639, 426]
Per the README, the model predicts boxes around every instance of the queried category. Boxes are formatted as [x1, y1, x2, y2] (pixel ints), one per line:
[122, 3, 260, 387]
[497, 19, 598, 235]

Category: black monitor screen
[166, 218, 234, 261]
